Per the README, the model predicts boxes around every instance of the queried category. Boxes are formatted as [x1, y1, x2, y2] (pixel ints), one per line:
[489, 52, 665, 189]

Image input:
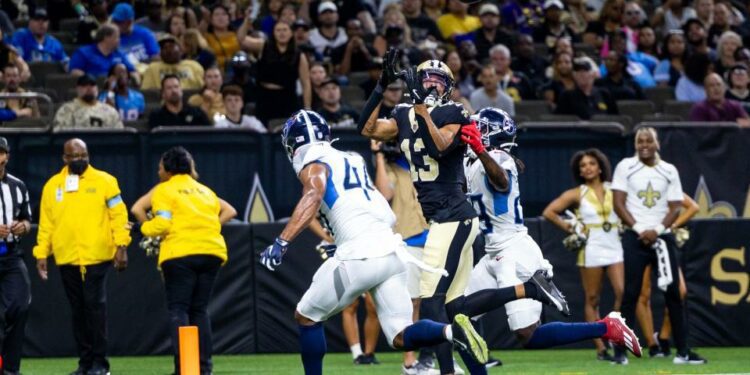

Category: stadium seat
[46, 74, 79, 98]
[49, 31, 75, 44]
[538, 114, 581, 122]
[350, 99, 366, 113]
[59, 18, 81, 32]
[63, 43, 78, 57]
[515, 100, 551, 120]
[268, 118, 287, 133]
[574, 43, 597, 58]
[348, 72, 370, 87]
[640, 113, 683, 122]
[142, 89, 161, 103]
[643, 86, 675, 111]
[0, 118, 48, 129]
[663, 100, 694, 121]
[616, 100, 655, 126]
[340, 85, 365, 101]
[591, 114, 633, 130]
[29, 62, 65, 86]
[53, 126, 138, 134]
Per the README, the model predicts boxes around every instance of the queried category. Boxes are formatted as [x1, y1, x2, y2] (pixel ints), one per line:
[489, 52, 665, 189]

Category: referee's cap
[0, 137, 9, 153]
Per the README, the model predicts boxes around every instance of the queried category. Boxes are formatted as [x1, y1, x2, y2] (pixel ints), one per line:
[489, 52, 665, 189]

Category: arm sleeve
[141, 185, 173, 237]
[105, 177, 131, 247]
[32, 183, 53, 259]
[610, 161, 628, 192]
[666, 167, 684, 202]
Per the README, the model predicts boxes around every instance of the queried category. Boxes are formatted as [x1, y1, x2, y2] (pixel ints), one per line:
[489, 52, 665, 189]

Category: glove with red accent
[460, 122, 486, 155]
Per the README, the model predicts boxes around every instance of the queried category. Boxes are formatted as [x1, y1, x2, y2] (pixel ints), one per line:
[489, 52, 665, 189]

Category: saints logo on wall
[243, 173, 275, 223]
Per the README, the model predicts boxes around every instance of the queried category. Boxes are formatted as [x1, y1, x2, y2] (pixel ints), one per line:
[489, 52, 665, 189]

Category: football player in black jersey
[356, 50, 569, 375]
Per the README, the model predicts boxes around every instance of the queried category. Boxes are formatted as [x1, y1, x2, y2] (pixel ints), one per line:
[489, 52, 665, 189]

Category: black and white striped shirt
[0, 173, 32, 247]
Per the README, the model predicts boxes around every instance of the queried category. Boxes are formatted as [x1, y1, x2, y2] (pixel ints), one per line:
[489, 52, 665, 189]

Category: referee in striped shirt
[0, 137, 32, 375]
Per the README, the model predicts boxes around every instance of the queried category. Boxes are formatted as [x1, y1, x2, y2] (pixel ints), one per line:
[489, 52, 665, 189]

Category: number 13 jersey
[465, 150, 527, 248]
[391, 102, 476, 223]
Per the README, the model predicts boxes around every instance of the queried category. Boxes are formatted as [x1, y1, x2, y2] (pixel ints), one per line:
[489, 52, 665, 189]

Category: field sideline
[18, 347, 750, 374]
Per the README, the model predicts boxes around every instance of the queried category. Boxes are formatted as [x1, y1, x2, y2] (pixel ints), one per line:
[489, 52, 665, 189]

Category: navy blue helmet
[281, 110, 331, 161]
[472, 107, 517, 151]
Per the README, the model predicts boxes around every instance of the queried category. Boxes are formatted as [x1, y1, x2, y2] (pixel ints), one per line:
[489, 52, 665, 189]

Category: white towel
[653, 238, 673, 292]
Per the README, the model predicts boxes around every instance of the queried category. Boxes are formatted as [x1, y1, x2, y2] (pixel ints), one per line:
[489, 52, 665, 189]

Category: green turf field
[19, 347, 750, 374]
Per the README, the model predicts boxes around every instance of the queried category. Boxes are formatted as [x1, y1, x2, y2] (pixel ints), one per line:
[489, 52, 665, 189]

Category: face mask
[82, 93, 96, 103]
[68, 160, 89, 175]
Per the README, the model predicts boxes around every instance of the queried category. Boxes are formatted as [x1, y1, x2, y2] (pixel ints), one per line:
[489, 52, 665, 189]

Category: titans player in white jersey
[460, 108, 642, 369]
[258, 110, 576, 375]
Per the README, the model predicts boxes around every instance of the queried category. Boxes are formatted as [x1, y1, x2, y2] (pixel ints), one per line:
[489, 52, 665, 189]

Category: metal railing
[0, 92, 54, 132]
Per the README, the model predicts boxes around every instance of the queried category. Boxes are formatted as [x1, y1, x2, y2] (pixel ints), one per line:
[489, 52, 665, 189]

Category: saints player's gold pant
[419, 218, 479, 303]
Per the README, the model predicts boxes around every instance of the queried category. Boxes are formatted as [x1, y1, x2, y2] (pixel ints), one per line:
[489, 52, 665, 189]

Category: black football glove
[378, 48, 401, 88]
[402, 66, 435, 105]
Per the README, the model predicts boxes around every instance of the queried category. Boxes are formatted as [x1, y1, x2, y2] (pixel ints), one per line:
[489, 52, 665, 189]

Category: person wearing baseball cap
[533, 0, 579, 49]
[111, 2, 160, 65]
[141, 34, 205, 90]
[555, 58, 618, 120]
[472, 2, 514, 61]
[309, 1, 348, 56]
[53, 74, 124, 129]
[9, 7, 69, 64]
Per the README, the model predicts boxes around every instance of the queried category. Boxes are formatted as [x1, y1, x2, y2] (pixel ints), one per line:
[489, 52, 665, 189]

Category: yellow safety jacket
[33, 166, 131, 267]
[141, 174, 228, 266]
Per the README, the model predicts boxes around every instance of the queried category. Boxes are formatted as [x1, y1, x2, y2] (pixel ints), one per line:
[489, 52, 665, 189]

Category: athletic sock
[525, 322, 607, 349]
[350, 344, 363, 359]
[299, 323, 326, 375]
[402, 320, 447, 351]
[457, 346, 488, 375]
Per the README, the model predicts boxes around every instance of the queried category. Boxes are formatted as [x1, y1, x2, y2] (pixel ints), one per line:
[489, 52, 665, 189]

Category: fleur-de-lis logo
[638, 181, 661, 208]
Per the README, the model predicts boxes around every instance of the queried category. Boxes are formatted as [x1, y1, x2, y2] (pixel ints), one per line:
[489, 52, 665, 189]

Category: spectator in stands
[444, 50, 476, 99]
[111, 3, 160, 67]
[472, 3, 514, 62]
[306, 0, 376, 34]
[583, 0, 623, 50]
[651, 0, 696, 32]
[0, 29, 29, 82]
[655, 31, 688, 87]
[309, 2, 348, 58]
[316, 77, 359, 128]
[247, 21, 311, 125]
[378, 81, 403, 118]
[164, 0, 198, 29]
[714, 31, 743, 77]
[542, 52, 575, 108]
[513, 34, 549, 87]
[140, 146, 230, 375]
[54, 74, 123, 129]
[292, 18, 313, 49]
[437, 0, 481, 41]
[374, 5, 415, 56]
[470, 64, 515, 115]
[689, 72, 750, 124]
[501, 0, 544, 35]
[99, 63, 145, 122]
[226, 51, 257, 105]
[422, 0, 443, 21]
[622, 2, 645, 53]
[675, 52, 712, 101]
[70, 24, 138, 82]
[257, 0, 285, 35]
[534, 0, 579, 50]
[34, 138, 130, 375]
[0, 64, 37, 119]
[310, 61, 328, 108]
[332, 19, 377, 76]
[183, 28, 217, 70]
[188, 67, 225, 120]
[602, 30, 657, 89]
[695, 0, 715, 30]
[166, 14, 187, 46]
[136, 0, 166, 33]
[556, 58, 618, 119]
[563, 0, 593, 35]
[76, 0, 110, 45]
[683, 18, 713, 56]
[724, 64, 750, 111]
[489, 44, 535, 101]
[707, 2, 738, 48]
[202, 4, 242, 72]
[403, 0, 442, 42]
[214, 85, 266, 131]
[10, 8, 68, 67]
[142, 35, 205, 90]
[554, 35, 574, 56]
[596, 50, 645, 101]
[0, 10, 13, 38]
[148, 75, 210, 128]
[637, 26, 658, 59]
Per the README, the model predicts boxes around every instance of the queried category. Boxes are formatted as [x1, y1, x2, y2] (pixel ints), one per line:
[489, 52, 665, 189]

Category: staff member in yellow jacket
[33, 138, 130, 375]
[140, 146, 228, 375]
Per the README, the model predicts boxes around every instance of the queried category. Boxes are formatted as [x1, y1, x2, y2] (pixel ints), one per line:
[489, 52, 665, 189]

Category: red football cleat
[600, 312, 642, 358]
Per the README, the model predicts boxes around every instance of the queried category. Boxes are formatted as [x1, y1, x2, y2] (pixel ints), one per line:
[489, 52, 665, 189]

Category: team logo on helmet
[472, 107, 517, 151]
